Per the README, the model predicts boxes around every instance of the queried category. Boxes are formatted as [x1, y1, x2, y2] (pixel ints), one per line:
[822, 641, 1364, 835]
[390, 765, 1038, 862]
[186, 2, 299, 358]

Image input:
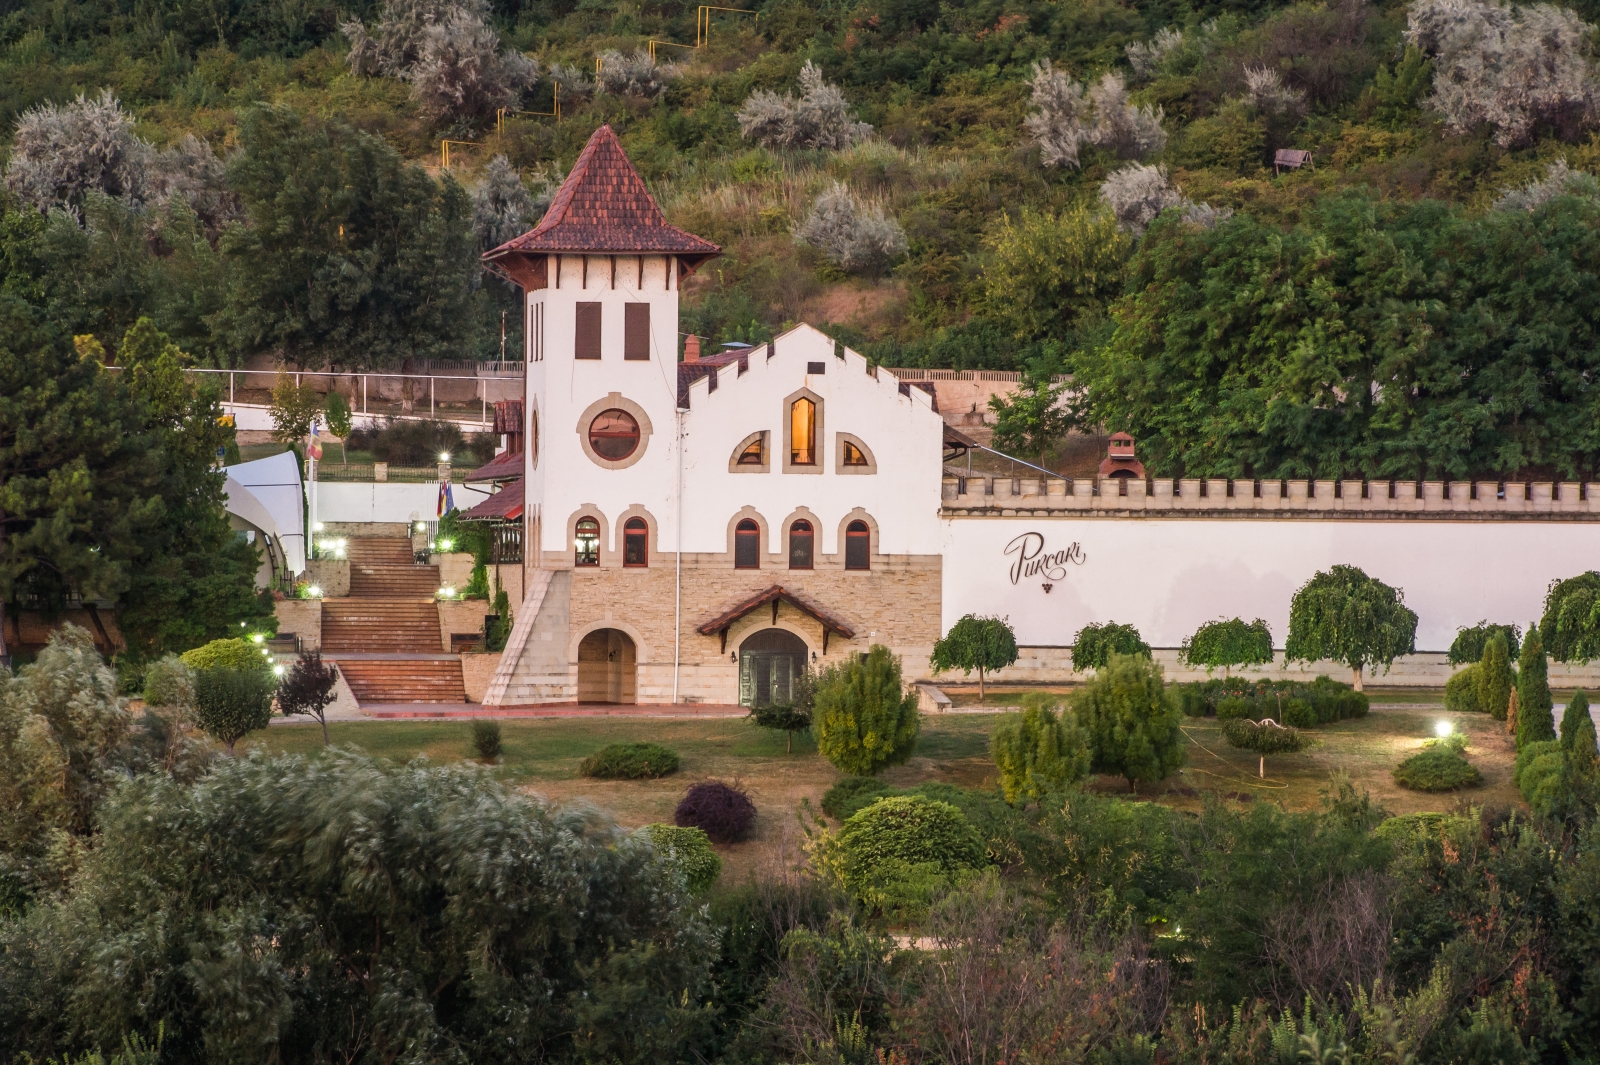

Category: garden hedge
[1177, 676, 1367, 725]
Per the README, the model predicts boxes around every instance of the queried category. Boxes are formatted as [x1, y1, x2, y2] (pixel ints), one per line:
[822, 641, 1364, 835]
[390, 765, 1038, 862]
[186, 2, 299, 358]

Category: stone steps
[336, 659, 467, 703]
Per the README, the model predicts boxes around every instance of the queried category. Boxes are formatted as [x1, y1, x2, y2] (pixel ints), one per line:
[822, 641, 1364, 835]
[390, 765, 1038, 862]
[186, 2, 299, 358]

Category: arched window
[842, 440, 868, 466]
[575, 517, 600, 567]
[789, 520, 813, 570]
[845, 520, 870, 570]
[623, 517, 648, 567]
[734, 519, 761, 569]
[790, 398, 816, 466]
[737, 434, 765, 465]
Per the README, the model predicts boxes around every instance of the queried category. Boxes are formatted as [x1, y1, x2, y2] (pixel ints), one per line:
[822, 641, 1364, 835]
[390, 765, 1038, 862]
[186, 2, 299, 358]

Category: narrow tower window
[575, 303, 602, 359]
[623, 517, 648, 567]
[734, 519, 760, 569]
[790, 398, 816, 466]
[845, 520, 870, 570]
[624, 303, 650, 360]
[789, 520, 814, 570]
[575, 517, 600, 566]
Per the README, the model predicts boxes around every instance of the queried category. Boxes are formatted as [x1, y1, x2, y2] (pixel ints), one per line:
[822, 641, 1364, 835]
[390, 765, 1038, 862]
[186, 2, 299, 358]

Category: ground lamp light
[1435, 720, 1453, 739]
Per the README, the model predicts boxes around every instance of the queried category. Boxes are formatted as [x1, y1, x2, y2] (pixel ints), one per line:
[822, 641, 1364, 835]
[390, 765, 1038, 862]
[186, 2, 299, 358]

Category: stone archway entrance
[738, 628, 809, 707]
[577, 628, 636, 704]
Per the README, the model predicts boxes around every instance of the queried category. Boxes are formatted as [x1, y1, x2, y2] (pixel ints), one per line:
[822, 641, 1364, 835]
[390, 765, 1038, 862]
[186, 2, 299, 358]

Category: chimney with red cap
[683, 334, 701, 363]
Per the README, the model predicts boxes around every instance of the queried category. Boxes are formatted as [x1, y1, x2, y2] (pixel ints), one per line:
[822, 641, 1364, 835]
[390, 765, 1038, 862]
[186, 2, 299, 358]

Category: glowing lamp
[1435, 720, 1453, 738]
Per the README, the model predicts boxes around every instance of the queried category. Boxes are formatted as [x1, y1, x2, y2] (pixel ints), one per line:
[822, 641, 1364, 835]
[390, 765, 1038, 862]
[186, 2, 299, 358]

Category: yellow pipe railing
[697, 5, 757, 46]
[440, 139, 482, 169]
[496, 84, 562, 133]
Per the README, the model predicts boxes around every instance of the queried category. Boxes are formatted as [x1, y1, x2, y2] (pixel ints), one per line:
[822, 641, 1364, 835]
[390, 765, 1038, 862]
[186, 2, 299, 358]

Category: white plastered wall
[941, 516, 1600, 652]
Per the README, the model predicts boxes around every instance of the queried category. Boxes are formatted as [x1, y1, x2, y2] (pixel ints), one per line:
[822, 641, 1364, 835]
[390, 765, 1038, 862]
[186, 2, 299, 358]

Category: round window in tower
[588, 409, 641, 461]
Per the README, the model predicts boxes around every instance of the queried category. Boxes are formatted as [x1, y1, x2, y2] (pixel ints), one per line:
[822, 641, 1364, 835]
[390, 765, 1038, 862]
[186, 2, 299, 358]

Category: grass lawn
[250, 700, 1519, 878]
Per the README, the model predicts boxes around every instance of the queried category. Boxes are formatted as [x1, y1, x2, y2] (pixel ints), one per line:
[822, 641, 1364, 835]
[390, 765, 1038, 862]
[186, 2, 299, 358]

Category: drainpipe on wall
[673, 406, 686, 704]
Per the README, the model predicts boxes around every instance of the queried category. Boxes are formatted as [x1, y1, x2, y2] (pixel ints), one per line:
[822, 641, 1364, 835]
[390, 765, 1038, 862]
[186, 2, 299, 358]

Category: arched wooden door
[738, 628, 809, 707]
[577, 628, 637, 704]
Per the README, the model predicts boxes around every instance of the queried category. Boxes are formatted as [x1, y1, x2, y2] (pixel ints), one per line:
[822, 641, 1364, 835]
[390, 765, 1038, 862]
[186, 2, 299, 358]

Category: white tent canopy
[224, 452, 306, 576]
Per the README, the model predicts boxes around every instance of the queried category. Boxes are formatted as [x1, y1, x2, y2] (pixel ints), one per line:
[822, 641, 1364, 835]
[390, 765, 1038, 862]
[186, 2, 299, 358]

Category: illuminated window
[588, 409, 640, 460]
[789, 520, 813, 570]
[737, 434, 765, 465]
[575, 517, 600, 567]
[842, 440, 868, 466]
[790, 398, 816, 466]
[735, 519, 760, 569]
[845, 520, 870, 570]
[622, 517, 648, 567]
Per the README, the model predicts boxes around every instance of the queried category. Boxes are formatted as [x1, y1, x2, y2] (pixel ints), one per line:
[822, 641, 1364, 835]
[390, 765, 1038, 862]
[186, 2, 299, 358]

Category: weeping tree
[1542, 572, 1600, 663]
[1180, 617, 1274, 677]
[1071, 621, 1150, 673]
[931, 614, 1018, 700]
[1284, 566, 1418, 692]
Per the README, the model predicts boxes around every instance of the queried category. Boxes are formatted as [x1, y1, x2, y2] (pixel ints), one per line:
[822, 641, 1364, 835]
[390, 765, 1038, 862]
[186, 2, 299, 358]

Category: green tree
[0, 299, 161, 661]
[1543, 572, 1600, 663]
[989, 697, 1090, 805]
[193, 668, 276, 754]
[1072, 652, 1185, 793]
[113, 318, 274, 656]
[749, 663, 815, 753]
[813, 644, 920, 776]
[269, 372, 321, 450]
[930, 614, 1018, 699]
[218, 106, 480, 370]
[1071, 620, 1150, 673]
[979, 206, 1128, 340]
[1180, 617, 1275, 677]
[1479, 634, 1514, 723]
[987, 350, 1074, 462]
[0, 626, 131, 898]
[0, 752, 718, 1062]
[1361, 45, 1435, 130]
[324, 389, 353, 462]
[1284, 565, 1418, 691]
[1563, 690, 1592, 749]
[1518, 625, 1556, 748]
[1448, 621, 1522, 666]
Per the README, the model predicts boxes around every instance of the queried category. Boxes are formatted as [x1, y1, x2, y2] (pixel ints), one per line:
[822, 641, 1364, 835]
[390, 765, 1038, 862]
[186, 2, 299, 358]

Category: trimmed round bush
[640, 824, 721, 894]
[1216, 697, 1249, 721]
[193, 667, 277, 754]
[1445, 664, 1483, 713]
[1373, 812, 1459, 846]
[1280, 699, 1315, 729]
[142, 654, 195, 710]
[580, 742, 680, 779]
[1393, 746, 1483, 792]
[181, 638, 271, 673]
[821, 776, 893, 820]
[831, 796, 985, 913]
[674, 780, 757, 843]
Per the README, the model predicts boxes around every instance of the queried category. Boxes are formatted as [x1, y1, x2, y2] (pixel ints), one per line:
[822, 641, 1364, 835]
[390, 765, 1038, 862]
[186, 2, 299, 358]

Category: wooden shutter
[624, 303, 650, 360]
[575, 303, 602, 359]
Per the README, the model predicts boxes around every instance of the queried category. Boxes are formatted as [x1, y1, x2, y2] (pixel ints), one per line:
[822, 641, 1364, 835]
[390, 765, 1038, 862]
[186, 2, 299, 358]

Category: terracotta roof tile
[485, 125, 720, 258]
[458, 477, 524, 521]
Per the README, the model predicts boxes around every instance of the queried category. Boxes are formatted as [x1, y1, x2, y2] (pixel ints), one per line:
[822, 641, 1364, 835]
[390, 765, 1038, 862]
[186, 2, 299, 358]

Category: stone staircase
[336, 659, 467, 704]
[321, 537, 467, 705]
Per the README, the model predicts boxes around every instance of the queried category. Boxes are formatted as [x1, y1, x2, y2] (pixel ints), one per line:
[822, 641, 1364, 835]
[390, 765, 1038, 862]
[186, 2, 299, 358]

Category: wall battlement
[942, 475, 1600, 519]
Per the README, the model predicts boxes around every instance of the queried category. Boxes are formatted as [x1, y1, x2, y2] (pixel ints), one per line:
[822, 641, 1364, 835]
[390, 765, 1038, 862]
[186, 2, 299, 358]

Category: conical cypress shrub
[1564, 691, 1594, 750]
[1516, 625, 1555, 748]
[1478, 634, 1514, 722]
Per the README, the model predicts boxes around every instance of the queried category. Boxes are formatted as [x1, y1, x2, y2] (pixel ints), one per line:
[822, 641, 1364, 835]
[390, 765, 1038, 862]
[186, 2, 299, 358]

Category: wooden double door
[738, 628, 808, 707]
[577, 628, 636, 704]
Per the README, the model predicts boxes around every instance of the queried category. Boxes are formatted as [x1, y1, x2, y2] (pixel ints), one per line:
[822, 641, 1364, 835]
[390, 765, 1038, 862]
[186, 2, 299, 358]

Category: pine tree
[1517, 624, 1556, 748]
[813, 645, 920, 775]
[1479, 634, 1514, 722]
[990, 698, 1091, 805]
[1072, 652, 1185, 793]
[1563, 690, 1592, 749]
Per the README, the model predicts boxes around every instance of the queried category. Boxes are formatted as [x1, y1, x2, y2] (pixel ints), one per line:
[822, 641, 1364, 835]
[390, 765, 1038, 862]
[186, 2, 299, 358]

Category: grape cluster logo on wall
[1004, 532, 1087, 592]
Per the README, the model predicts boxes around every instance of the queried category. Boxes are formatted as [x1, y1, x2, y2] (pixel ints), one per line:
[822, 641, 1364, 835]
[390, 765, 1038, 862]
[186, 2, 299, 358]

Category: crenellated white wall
[941, 516, 1600, 652]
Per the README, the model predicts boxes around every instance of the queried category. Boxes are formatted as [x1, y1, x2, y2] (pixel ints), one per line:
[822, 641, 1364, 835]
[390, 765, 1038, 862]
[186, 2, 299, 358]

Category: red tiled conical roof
[483, 125, 719, 262]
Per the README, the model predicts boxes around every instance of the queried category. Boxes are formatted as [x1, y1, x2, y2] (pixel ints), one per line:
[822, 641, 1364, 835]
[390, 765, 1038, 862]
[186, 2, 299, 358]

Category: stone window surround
[567, 617, 652, 668]
[835, 432, 877, 475]
[576, 391, 654, 471]
[614, 504, 660, 568]
[729, 430, 770, 473]
[781, 387, 824, 475]
[779, 505, 821, 570]
[566, 507, 610, 568]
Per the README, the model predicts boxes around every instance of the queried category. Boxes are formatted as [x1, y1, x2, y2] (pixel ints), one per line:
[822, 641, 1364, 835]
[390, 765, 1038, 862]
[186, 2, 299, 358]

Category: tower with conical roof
[483, 124, 720, 574]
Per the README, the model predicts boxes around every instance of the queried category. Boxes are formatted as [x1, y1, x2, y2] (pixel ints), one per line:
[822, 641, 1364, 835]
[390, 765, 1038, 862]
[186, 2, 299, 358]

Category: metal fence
[190, 367, 522, 426]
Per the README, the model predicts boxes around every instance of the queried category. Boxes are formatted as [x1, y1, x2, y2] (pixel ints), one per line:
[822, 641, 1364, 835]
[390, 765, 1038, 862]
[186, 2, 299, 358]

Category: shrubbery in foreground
[579, 741, 680, 779]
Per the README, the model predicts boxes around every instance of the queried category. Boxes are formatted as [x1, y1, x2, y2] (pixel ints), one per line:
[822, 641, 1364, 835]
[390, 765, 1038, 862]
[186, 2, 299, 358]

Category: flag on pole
[437, 480, 455, 516]
[308, 420, 323, 461]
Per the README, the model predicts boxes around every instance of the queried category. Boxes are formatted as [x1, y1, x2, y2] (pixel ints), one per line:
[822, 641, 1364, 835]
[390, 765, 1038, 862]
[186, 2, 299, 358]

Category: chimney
[683, 334, 701, 363]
